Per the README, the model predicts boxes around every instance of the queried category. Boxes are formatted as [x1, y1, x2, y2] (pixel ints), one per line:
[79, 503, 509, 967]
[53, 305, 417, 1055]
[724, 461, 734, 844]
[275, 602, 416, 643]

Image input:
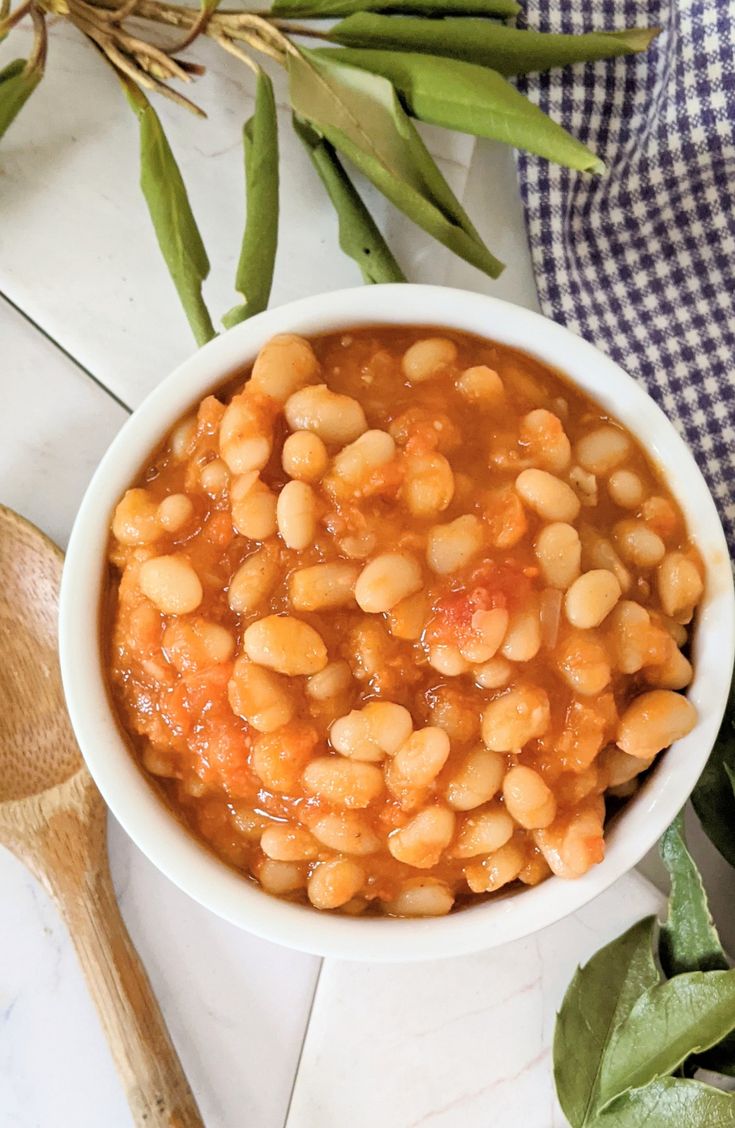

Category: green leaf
[0, 58, 42, 143]
[692, 684, 735, 869]
[0, 58, 25, 81]
[222, 71, 279, 330]
[294, 115, 405, 283]
[273, 0, 518, 16]
[122, 78, 215, 347]
[597, 970, 735, 1109]
[318, 47, 603, 172]
[554, 917, 660, 1128]
[659, 813, 729, 978]
[329, 15, 660, 76]
[288, 47, 503, 278]
[598, 1078, 735, 1128]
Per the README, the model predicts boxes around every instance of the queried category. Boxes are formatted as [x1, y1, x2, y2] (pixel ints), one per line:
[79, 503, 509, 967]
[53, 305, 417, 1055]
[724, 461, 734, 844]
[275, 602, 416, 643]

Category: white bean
[310, 812, 380, 855]
[388, 806, 456, 868]
[460, 608, 509, 664]
[402, 337, 457, 383]
[657, 552, 704, 621]
[453, 804, 515, 858]
[157, 493, 193, 533]
[515, 469, 581, 523]
[473, 657, 513, 689]
[445, 748, 506, 811]
[302, 756, 384, 807]
[456, 365, 504, 408]
[276, 480, 317, 550]
[219, 390, 273, 474]
[427, 515, 484, 575]
[228, 546, 280, 614]
[608, 469, 644, 509]
[285, 384, 367, 445]
[331, 701, 413, 762]
[282, 430, 328, 482]
[616, 689, 697, 759]
[500, 604, 541, 662]
[429, 644, 470, 676]
[402, 452, 455, 518]
[355, 552, 423, 613]
[139, 555, 202, 614]
[519, 409, 571, 473]
[384, 878, 454, 917]
[614, 520, 666, 568]
[565, 569, 622, 629]
[231, 474, 278, 541]
[330, 429, 396, 488]
[308, 859, 364, 910]
[227, 657, 295, 733]
[386, 727, 451, 794]
[290, 562, 359, 611]
[502, 765, 556, 829]
[260, 825, 319, 861]
[112, 489, 160, 546]
[534, 522, 581, 589]
[249, 334, 320, 402]
[306, 660, 354, 702]
[575, 426, 631, 474]
[481, 685, 550, 752]
[243, 615, 328, 676]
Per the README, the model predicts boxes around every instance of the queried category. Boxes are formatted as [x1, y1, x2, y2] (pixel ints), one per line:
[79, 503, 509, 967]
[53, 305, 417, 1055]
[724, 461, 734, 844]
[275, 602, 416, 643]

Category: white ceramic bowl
[60, 284, 734, 962]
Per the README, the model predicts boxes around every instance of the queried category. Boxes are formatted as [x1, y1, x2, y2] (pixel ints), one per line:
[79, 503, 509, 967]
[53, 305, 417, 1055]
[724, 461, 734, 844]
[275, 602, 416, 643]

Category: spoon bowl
[0, 504, 203, 1128]
[0, 507, 79, 803]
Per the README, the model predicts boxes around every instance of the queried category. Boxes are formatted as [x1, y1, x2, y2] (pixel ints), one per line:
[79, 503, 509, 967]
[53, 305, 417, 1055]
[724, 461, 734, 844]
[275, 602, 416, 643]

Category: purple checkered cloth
[516, 0, 735, 550]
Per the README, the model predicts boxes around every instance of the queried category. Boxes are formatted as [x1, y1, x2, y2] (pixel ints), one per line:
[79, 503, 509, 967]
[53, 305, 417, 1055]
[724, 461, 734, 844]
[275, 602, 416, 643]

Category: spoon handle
[35, 776, 205, 1127]
[55, 863, 205, 1127]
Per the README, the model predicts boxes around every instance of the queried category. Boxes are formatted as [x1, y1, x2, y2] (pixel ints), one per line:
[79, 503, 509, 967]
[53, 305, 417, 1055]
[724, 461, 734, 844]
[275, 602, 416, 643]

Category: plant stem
[269, 20, 331, 40]
[28, 4, 48, 69]
[0, 0, 33, 37]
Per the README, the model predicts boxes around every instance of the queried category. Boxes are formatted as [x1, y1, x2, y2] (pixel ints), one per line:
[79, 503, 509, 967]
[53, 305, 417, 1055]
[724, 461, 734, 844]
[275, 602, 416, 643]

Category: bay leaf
[288, 47, 503, 277]
[660, 813, 729, 977]
[329, 14, 660, 76]
[553, 917, 659, 1128]
[597, 970, 735, 1109]
[273, 0, 518, 15]
[122, 77, 215, 347]
[692, 685, 735, 869]
[223, 71, 279, 329]
[294, 115, 405, 283]
[599, 1077, 735, 1128]
[0, 58, 42, 143]
[318, 47, 603, 171]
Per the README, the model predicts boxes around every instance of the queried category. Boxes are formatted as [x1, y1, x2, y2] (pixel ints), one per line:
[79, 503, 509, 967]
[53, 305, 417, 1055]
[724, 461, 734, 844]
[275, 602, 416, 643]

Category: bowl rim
[59, 283, 735, 962]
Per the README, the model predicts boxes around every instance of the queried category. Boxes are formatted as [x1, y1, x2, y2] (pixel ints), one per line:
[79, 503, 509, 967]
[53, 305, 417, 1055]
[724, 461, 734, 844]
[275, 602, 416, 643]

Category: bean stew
[105, 327, 703, 917]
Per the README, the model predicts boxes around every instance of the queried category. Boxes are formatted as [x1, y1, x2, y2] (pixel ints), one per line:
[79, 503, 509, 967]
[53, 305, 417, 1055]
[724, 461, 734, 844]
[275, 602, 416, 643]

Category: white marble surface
[287, 873, 663, 1128]
[0, 21, 731, 1128]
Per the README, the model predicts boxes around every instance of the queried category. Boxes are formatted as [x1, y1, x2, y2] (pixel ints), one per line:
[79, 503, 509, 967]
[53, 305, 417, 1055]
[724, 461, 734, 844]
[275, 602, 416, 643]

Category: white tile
[0, 299, 320, 1127]
[444, 140, 541, 312]
[0, 824, 320, 1128]
[286, 873, 663, 1128]
[0, 295, 128, 547]
[0, 26, 474, 408]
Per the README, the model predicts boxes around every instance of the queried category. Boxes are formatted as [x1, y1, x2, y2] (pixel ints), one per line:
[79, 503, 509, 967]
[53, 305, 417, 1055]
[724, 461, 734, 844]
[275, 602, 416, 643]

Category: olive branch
[0, 0, 659, 344]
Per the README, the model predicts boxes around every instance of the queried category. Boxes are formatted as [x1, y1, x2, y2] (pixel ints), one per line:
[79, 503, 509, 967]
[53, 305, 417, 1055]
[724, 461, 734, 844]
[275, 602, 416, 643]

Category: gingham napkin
[516, 0, 735, 550]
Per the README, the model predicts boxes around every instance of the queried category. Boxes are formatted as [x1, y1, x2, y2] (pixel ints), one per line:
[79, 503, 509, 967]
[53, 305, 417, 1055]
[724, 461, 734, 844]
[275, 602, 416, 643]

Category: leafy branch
[0, 0, 660, 342]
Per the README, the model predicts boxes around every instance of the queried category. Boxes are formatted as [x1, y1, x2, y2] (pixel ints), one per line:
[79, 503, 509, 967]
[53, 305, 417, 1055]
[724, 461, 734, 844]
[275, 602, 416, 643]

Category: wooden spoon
[0, 505, 204, 1128]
